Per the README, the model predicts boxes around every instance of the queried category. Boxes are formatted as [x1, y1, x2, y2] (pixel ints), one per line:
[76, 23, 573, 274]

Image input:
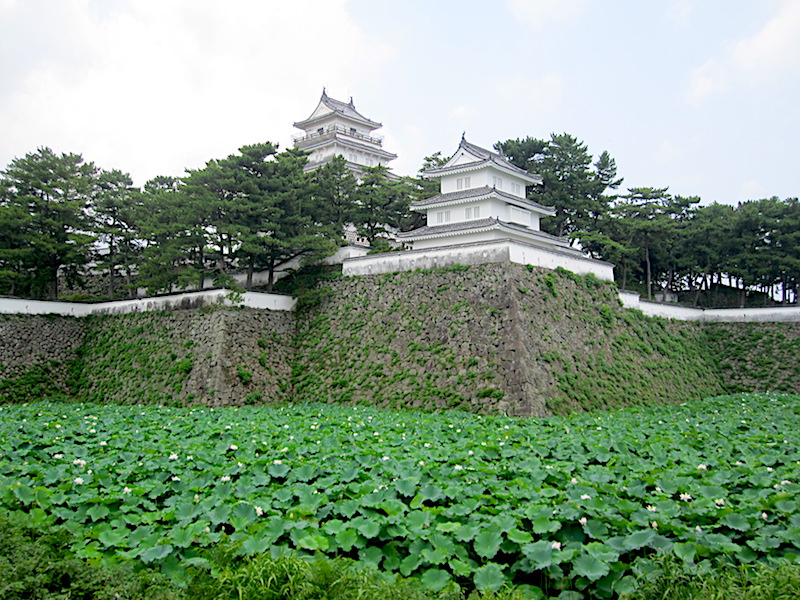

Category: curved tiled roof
[397, 218, 572, 249]
[294, 89, 382, 130]
[423, 136, 541, 184]
[411, 185, 555, 215]
[298, 133, 397, 161]
[397, 218, 499, 238]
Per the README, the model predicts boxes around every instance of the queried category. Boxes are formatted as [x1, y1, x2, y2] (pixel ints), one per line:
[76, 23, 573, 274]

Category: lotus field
[1, 393, 799, 598]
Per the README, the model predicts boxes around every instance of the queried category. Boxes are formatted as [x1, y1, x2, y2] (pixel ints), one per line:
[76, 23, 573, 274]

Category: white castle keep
[293, 90, 613, 280]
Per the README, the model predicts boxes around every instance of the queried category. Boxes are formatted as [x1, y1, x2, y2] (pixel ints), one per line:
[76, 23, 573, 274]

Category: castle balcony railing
[293, 125, 384, 146]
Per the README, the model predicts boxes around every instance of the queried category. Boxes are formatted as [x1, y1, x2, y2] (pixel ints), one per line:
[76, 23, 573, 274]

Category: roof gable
[424, 136, 541, 184]
[294, 89, 382, 130]
[445, 141, 489, 168]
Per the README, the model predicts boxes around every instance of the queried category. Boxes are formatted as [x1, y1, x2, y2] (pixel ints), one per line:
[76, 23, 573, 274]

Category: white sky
[1, 0, 798, 205]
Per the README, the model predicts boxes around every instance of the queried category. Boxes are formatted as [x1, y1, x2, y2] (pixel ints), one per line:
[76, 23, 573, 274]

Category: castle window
[465, 206, 480, 219]
[436, 210, 451, 224]
[350, 127, 357, 135]
[492, 176, 503, 190]
[456, 176, 471, 190]
[508, 206, 530, 226]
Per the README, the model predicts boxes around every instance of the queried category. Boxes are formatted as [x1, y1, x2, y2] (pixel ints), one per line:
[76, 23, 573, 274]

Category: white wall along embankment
[0, 289, 295, 317]
[1, 283, 799, 323]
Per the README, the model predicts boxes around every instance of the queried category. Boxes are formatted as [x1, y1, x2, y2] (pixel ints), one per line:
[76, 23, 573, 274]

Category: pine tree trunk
[49, 262, 59, 300]
[246, 256, 254, 290]
[107, 241, 116, 300]
[267, 256, 275, 292]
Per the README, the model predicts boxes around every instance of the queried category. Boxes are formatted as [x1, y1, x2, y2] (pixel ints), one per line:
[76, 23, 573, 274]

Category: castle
[294, 90, 613, 280]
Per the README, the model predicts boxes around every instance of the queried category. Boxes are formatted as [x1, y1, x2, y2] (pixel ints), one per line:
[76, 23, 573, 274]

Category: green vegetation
[1, 393, 799, 598]
[0, 512, 178, 599]
[0, 146, 411, 299]
[236, 365, 253, 384]
[705, 322, 800, 394]
[518, 266, 725, 414]
[0, 512, 530, 600]
[495, 135, 799, 305]
[0, 361, 65, 403]
[74, 313, 198, 405]
[624, 555, 800, 600]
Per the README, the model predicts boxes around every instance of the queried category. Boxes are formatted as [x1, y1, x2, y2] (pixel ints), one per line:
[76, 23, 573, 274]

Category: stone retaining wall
[1, 265, 798, 412]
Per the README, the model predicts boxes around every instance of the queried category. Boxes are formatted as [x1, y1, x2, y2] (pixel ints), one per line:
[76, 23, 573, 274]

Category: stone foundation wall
[0, 314, 86, 401]
[0, 308, 294, 406]
[293, 264, 726, 416]
[704, 322, 800, 394]
[0, 265, 797, 413]
[294, 265, 542, 415]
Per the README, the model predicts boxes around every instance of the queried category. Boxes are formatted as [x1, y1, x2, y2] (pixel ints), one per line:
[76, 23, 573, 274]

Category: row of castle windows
[436, 206, 481, 224]
[435, 205, 532, 226]
[456, 175, 521, 196]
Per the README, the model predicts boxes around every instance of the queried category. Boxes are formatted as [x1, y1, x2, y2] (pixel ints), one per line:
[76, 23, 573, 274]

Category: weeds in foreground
[624, 553, 800, 600]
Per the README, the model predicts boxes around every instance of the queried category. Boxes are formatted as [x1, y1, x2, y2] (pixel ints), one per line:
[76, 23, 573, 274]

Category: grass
[624, 554, 800, 600]
[0, 513, 179, 600]
[0, 512, 535, 600]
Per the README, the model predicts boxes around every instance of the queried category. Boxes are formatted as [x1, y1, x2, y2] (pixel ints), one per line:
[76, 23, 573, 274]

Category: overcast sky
[1, 0, 797, 205]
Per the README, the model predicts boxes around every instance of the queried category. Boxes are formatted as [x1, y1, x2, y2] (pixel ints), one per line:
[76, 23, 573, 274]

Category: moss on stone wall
[0, 308, 294, 407]
[0, 315, 85, 403]
[0, 265, 797, 414]
[293, 265, 528, 414]
[293, 264, 726, 416]
[74, 307, 294, 407]
[704, 322, 800, 394]
[511, 266, 724, 414]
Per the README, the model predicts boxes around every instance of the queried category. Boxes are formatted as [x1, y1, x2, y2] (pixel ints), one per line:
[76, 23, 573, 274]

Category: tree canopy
[0, 137, 796, 306]
[494, 133, 798, 305]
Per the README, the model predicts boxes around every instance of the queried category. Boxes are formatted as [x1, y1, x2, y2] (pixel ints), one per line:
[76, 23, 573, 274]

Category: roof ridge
[458, 137, 534, 178]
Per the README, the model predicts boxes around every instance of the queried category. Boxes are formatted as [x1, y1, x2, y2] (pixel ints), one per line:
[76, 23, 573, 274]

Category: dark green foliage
[3, 395, 800, 599]
[172, 358, 194, 375]
[309, 155, 359, 240]
[272, 263, 342, 311]
[704, 322, 800, 394]
[476, 388, 504, 400]
[92, 169, 143, 299]
[0, 512, 530, 600]
[540, 273, 558, 297]
[187, 546, 465, 600]
[0, 513, 180, 599]
[516, 266, 724, 413]
[236, 365, 253, 384]
[353, 165, 413, 245]
[0, 363, 60, 403]
[626, 554, 800, 600]
[495, 134, 620, 241]
[496, 134, 799, 305]
[0, 147, 98, 299]
[244, 390, 262, 405]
